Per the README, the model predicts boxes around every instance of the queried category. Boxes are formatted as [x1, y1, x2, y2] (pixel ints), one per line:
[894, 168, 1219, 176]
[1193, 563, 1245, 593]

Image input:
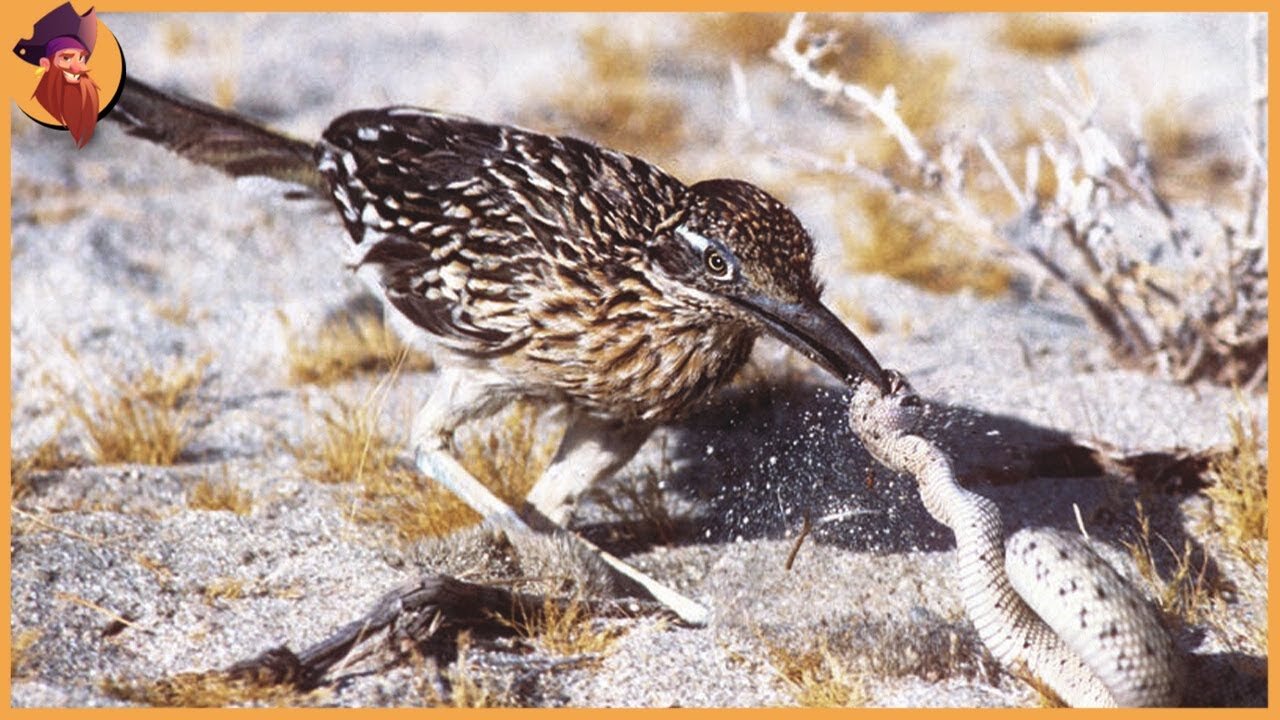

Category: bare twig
[55, 592, 146, 633]
[1242, 12, 1268, 240]
[784, 513, 812, 572]
[773, 13, 931, 174]
[13, 507, 117, 546]
[978, 135, 1028, 211]
[764, 13, 1012, 254]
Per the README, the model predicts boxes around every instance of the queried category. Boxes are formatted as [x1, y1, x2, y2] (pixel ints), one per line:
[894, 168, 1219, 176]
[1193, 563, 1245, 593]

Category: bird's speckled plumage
[109, 77, 886, 429]
[315, 109, 825, 422]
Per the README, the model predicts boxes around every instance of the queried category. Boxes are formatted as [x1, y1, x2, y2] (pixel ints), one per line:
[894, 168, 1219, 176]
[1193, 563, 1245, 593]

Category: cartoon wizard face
[13, 3, 102, 148]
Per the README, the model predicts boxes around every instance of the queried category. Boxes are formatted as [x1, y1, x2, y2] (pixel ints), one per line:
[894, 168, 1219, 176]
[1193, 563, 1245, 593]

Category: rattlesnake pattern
[846, 373, 1182, 707]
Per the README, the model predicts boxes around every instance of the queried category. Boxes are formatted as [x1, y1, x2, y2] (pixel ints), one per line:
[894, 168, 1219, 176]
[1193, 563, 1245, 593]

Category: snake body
[846, 374, 1181, 707]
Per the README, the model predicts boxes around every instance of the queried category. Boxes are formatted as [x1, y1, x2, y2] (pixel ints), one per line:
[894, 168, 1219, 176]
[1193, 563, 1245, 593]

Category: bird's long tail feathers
[108, 77, 326, 199]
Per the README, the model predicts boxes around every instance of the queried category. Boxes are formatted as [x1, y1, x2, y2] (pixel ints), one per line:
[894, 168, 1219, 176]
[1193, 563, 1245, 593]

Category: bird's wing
[317, 108, 685, 357]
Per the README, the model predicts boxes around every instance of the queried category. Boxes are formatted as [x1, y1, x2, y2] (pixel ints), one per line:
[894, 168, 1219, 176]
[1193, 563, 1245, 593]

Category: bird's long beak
[734, 294, 889, 393]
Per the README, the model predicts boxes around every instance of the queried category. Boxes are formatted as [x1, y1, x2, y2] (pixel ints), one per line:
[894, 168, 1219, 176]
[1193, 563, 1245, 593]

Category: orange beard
[33, 67, 101, 148]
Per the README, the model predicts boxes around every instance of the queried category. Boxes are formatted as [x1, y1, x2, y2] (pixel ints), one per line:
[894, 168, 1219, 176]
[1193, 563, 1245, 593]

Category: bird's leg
[410, 370, 709, 625]
[522, 412, 654, 527]
[411, 367, 526, 530]
[519, 415, 710, 625]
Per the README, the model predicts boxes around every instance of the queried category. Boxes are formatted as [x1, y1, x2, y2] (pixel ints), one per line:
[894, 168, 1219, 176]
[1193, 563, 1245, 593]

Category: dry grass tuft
[352, 466, 482, 543]
[294, 391, 556, 542]
[848, 192, 1012, 297]
[11, 428, 82, 500]
[297, 395, 402, 486]
[455, 400, 561, 510]
[151, 295, 203, 326]
[283, 309, 432, 387]
[213, 76, 237, 110]
[11, 628, 43, 679]
[762, 635, 867, 707]
[1124, 500, 1216, 625]
[1203, 405, 1267, 556]
[202, 577, 247, 603]
[65, 355, 211, 466]
[996, 14, 1091, 58]
[134, 553, 175, 586]
[101, 672, 321, 708]
[511, 595, 624, 657]
[554, 26, 686, 163]
[187, 473, 253, 515]
[588, 438, 677, 545]
[688, 12, 792, 61]
[1143, 101, 1241, 204]
[161, 20, 195, 55]
[1023, 673, 1069, 707]
[832, 296, 885, 337]
[291, 392, 476, 539]
[11, 177, 88, 225]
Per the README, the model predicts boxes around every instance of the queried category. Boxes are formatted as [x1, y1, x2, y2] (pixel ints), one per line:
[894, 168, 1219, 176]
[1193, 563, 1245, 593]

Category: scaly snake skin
[846, 373, 1182, 707]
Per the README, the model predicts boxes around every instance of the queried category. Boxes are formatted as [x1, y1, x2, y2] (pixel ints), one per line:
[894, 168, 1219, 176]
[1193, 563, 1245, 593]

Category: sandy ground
[9, 13, 1268, 707]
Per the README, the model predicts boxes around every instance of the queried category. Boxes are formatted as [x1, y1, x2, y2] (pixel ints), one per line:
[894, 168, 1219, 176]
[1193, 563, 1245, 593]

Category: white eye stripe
[676, 227, 716, 254]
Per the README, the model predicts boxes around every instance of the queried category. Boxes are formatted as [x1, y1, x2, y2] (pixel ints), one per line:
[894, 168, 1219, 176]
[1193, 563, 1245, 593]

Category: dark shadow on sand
[578, 375, 1229, 615]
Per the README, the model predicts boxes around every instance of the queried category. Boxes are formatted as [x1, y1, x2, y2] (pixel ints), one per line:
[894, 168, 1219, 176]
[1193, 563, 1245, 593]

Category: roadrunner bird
[110, 78, 888, 538]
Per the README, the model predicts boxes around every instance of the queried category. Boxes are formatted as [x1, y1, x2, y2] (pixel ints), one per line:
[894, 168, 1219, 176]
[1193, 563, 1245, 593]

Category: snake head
[847, 368, 924, 439]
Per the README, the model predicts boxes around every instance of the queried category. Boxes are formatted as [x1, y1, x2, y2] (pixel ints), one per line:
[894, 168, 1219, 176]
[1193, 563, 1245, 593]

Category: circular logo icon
[10, 3, 125, 146]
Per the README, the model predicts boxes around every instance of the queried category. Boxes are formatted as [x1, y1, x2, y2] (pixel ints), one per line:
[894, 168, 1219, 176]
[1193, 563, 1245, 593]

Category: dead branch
[1243, 13, 1268, 240]
[773, 13, 933, 176]
[224, 573, 660, 691]
[761, 12, 1267, 390]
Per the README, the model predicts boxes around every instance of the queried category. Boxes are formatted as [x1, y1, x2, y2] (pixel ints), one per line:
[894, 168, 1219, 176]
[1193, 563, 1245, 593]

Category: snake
[845, 372, 1182, 707]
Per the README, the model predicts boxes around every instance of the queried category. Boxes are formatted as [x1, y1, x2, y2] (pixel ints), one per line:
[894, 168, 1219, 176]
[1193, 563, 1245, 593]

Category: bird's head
[648, 179, 889, 392]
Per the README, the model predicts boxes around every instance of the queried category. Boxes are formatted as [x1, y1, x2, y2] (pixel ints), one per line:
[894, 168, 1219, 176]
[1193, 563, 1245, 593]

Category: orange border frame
[1, 2, 1274, 717]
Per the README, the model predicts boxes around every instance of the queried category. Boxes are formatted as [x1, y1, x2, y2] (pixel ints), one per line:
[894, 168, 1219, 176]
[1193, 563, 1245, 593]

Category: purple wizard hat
[13, 3, 98, 66]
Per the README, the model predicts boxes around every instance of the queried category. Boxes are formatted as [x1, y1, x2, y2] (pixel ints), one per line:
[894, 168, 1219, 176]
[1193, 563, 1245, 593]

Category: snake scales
[846, 373, 1182, 707]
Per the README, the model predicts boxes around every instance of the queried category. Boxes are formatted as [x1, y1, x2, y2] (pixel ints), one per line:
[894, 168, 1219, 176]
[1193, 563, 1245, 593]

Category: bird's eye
[704, 249, 730, 278]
